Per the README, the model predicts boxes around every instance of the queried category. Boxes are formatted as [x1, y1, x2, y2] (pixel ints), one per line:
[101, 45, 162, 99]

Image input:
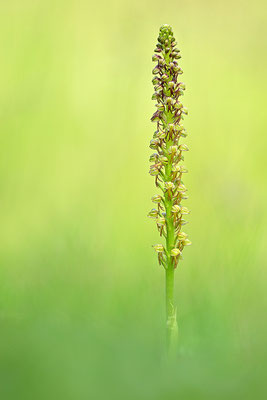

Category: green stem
[165, 267, 177, 352]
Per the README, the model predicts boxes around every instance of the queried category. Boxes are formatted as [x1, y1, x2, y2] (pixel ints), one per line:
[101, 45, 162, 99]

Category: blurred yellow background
[0, 0, 267, 398]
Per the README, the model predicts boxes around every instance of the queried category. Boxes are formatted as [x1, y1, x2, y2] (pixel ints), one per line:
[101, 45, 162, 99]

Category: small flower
[178, 144, 189, 152]
[174, 102, 183, 110]
[165, 181, 175, 191]
[151, 113, 161, 123]
[177, 184, 187, 192]
[168, 145, 178, 156]
[180, 207, 190, 215]
[182, 239, 192, 246]
[171, 248, 181, 257]
[149, 166, 161, 176]
[152, 91, 162, 100]
[157, 104, 165, 112]
[177, 232, 188, 240]
[165, 97, 172, 105]
[156, 217, 166, 226]
[180, 129, 188, 138]
[172, 205, 181, 213]
[148, 209, 158, 218]
[176, 165, 188, 173]
[152, 54, 163, 62]
[152, 66, 160, 75]
[160, 156, 168, 164]
[153, 244, 165, 253]
[149, 139, 160, 149]
[151, 194, 162, 203]
[149, 153, 159, 163]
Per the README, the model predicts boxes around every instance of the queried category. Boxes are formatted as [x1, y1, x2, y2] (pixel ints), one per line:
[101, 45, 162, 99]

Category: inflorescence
[148, 25, 191, 269]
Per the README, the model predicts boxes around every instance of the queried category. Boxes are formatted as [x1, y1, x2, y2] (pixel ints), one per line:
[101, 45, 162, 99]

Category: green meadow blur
[1, 0, 267, 398]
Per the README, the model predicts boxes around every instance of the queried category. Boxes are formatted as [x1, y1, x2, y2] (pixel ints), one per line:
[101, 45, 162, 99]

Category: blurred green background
[0, 0, 267, 398]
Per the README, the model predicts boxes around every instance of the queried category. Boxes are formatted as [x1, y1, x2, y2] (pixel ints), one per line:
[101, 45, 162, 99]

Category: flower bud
[174, 102, 183, 110]
[149, 166, 160, 176]
[177, 184, 187, 192]
[151, 92, 159, 100]
[160, 156, 168, 164]
[152, 66, 160, 75]
[151, 194, 162, 203]
[171, 248, 181, 257]
[165, 181, 175, 191]
[149, 153, 159, 163]
[158, 131, 166, 139]
[174, 165, 188, 174]
[179, 144, 189, 152]
[151, 112, 161, 122]
[168, 145, 178, 155]
[182, 239, 192, 246]
[172, 164, 180, 173]
[148, 209, 158, 218]
[165, 97, 172, 105]
[177, 232, 187, 240]
[180, 207, 190, 215]
[152, 54, 161, 62]
[153, 244, 165, 253]
[157, 104, 165, 112]
[168, 123, 175, 133]
[180, 130, 188, 138]
[157, 217, 166, 226]
[149, 139, 160, 149]
[172, 205, 181, 213]
[152, 77, 160, 85]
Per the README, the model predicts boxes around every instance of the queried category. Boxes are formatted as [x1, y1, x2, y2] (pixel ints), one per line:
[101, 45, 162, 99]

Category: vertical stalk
[149, 25, 191, 355]
[165, 267, 178, 352]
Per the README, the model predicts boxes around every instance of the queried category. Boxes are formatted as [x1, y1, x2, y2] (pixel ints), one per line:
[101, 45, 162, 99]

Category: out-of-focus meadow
[0, 0, 267, 398]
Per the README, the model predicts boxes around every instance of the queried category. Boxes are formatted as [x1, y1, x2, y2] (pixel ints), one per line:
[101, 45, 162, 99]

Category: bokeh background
[0, 0, 267, 398]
